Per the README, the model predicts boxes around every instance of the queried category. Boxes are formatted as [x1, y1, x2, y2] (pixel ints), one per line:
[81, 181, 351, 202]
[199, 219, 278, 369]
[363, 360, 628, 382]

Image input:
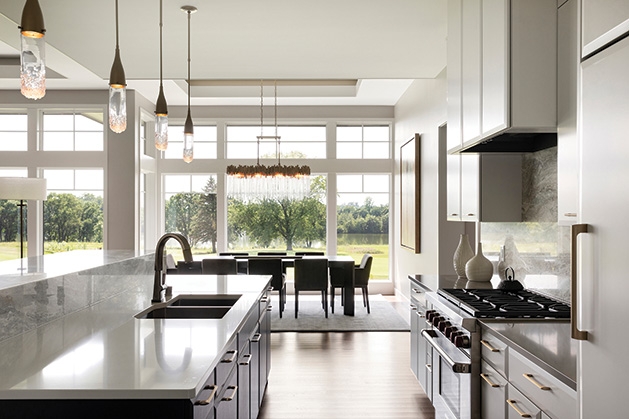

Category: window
[163, 174, 218, 256]
[42, 169, 104, 253]
[164, 125, 217, 159]
[0, 169, 28, 261]
[337, 125, 390, 159]
[227, 175, 327, 253]
[226, 125, 326, 159]
[0, 113, 28, 151]
[42, 111, 104, 151]
[336, 174, 390, 279]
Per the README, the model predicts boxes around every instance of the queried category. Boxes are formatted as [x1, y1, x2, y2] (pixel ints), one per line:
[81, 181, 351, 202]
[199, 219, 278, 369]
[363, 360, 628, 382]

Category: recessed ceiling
[0, 1, 447, 106]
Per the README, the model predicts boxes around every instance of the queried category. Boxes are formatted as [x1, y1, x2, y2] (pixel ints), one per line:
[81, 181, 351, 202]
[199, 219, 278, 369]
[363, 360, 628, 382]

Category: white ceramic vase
[453, 234, 474, 278]
[465, 243, 494, 282]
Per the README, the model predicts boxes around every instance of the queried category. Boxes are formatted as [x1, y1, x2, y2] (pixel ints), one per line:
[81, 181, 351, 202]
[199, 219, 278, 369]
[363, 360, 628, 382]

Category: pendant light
[19, 0, 46, 100]
[154, 0, 168, 151]
[182, 6, 196, 163]
[108, 0, 127, 133]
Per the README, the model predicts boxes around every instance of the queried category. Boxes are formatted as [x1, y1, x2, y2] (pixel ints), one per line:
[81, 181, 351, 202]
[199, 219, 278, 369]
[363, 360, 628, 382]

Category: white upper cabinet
[582, 0, 629, 58]
[447, 0, 557, 153]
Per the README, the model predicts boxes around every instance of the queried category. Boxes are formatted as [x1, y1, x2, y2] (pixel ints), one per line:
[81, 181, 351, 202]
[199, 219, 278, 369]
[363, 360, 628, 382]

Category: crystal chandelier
[227, 80, 311, 200]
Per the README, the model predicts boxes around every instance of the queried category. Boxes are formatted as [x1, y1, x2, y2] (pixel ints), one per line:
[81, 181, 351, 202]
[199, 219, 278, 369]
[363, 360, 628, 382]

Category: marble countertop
[479, 320, 577, 390]
[0, 274, 270, 400]
[0, 250, 147, 291]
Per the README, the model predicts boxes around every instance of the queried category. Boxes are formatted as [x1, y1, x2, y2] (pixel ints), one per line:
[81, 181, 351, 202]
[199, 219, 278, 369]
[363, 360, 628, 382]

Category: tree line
[0, 193, 103, 243]
[165, 177, 389, 251]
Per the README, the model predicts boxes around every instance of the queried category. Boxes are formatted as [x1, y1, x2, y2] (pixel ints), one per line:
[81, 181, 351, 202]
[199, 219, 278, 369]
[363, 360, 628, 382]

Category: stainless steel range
[413, 282, 571, 419]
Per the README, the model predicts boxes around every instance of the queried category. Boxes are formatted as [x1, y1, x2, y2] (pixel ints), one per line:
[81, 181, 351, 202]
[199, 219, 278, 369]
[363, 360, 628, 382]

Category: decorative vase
[453, 234, 474, 278]
[465, 243, 494, 282]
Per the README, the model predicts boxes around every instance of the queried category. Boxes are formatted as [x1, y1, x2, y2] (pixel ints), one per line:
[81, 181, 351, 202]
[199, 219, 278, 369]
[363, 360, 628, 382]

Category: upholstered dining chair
[201, 257, 238, 275]
[294, 257, 329, 318]
[219, 252, 249, 273]
[248, 257, 286, 318]
[330, 254, 373, 313]
[257, 251, 287, 256]
[295, 251, 325, 256]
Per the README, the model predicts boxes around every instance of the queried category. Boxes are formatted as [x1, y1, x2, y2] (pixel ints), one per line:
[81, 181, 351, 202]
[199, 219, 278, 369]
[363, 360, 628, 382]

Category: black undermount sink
[136, 294, 242, 319]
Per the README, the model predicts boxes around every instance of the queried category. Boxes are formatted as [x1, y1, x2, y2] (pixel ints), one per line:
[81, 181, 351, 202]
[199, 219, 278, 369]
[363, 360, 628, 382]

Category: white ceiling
[0, 0, 447, 106]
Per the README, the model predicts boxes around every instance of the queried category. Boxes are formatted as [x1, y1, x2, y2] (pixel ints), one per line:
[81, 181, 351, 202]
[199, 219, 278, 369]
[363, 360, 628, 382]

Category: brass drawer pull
[195, 385, 218, 406]
[523, 373, 550, 390]
[222, 385, 238, 402]
[507, 399, 532, 418]
[239, 354, 252, 366]
[221, 350, 238, 364]
[480, 340, 500, 352]
[564, 212, 577, 217]
[480, 373, 500, 388]
[251, 333, 262, 343]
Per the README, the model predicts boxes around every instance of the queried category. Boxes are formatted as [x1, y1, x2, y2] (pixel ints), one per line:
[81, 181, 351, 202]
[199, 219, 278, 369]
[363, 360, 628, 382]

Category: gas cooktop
[437, 288, 570, 319]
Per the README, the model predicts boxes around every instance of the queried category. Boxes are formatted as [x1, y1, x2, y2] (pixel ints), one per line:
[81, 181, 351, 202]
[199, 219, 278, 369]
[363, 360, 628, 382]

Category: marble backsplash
[481, 147, 571, 302]
[0, 254, 154, 343]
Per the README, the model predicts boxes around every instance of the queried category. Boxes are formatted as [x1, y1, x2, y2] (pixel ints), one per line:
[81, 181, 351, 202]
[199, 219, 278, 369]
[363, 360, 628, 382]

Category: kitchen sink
[136, 294, 242, 319]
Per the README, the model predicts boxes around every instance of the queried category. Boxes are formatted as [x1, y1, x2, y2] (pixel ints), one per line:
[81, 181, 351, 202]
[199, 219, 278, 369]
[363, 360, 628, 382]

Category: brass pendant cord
[258, 80, 263, 167]
[275, 80, 280, 166]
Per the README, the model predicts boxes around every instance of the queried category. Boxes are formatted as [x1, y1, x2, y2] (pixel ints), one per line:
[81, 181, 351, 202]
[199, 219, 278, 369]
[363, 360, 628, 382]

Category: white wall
[393, 69, 466, 300]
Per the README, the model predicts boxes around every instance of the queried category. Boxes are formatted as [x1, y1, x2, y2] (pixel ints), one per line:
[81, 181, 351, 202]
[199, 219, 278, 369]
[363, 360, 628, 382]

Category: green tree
[165, 193, 202, 242]
[190, 178, 218, 252]
[0, 200, 18, 242]
[44, 193, 82, 241]
[79, 194, 103, 242]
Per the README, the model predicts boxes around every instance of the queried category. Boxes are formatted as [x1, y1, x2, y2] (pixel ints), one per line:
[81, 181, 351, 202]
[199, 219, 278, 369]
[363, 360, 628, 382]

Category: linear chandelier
[227, 80, 311, 200]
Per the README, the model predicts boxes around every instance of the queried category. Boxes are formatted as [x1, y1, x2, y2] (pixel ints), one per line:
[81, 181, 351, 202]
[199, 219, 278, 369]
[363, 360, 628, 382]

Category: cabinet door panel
[461, 0, 482, 144]
[447, 154, 462, 221]
[447, 0, 463, 151]
[481, 361, 507, 419]
[482, 0, 509, 137]
[460, 155, 480, 221]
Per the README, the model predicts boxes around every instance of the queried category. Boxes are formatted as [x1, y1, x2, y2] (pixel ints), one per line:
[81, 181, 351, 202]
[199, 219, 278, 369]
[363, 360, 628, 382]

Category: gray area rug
[270, 296, 410, 332]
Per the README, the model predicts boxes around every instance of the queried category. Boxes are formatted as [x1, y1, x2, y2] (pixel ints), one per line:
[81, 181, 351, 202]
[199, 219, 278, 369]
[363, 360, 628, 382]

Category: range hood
[455, 131, 557, 154]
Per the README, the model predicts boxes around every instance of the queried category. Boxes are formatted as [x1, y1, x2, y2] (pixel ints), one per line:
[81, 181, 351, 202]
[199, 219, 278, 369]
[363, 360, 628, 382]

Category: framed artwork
[400, 133, 421, 253]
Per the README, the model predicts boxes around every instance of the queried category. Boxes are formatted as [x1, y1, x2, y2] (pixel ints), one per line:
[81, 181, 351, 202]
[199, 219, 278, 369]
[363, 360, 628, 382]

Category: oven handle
[421, 329, 471, 374]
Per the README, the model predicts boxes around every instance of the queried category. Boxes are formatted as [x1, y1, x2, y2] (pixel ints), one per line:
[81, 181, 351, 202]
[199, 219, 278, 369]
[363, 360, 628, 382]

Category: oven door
[422, 329, 472, 419]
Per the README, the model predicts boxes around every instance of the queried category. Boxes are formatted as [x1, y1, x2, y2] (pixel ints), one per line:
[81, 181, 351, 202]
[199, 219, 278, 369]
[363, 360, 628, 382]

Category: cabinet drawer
[480, 330, 508, 376]
[193, 370, 217, 419]
[507, 385, 541, 419]
[508, 350, 577, 419]
[216, 338, 238, 390]
[481, 361, 507, 419]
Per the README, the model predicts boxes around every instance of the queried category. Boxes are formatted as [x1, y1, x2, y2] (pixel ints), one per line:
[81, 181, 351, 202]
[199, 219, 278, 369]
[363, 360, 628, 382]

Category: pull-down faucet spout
[153, 233, 194, 302]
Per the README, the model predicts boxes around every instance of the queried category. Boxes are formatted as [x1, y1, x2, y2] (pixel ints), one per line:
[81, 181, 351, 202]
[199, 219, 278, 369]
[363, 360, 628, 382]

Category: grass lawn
[0, 242, 103, 261]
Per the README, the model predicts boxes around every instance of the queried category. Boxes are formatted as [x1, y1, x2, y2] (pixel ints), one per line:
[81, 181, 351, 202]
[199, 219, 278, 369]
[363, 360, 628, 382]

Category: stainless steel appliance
[419, 287, 571, 419]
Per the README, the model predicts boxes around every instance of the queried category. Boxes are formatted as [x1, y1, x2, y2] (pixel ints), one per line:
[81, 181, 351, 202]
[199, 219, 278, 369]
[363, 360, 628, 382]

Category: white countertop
[0, 274, 270, 400]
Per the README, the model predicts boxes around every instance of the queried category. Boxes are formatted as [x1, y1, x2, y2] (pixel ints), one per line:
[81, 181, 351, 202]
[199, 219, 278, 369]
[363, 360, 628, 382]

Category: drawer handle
[416, 311, 425, 318]
[507, 399, 532, 418]
[523, 373, 550, 390]
[425, 363, 432, 373]
[450, 213, 459, 216]
[221, 350, 238, 364]
[195, 385, 218, 406]
[411, 305, 417, 311]
[564, 212, 577, 217]
[467, 213, 475, 216]
[251, 333, 262, 343]
[480, 340, 500, 352]
[222, 385, 238, 402]
[239, 354, 252, 366]
[480, 373, 500, 388]
[411, 288, 424, 294]
[260, 297, 269, 303]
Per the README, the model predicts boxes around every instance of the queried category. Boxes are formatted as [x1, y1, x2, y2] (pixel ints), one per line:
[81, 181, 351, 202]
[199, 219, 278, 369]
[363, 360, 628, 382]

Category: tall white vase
[465, 242, 494, 282]
[453, 234, 474, 278]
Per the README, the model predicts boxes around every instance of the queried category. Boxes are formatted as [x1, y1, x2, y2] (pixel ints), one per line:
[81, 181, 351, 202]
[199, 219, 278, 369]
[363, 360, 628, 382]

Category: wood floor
[258, 332, 435, 419]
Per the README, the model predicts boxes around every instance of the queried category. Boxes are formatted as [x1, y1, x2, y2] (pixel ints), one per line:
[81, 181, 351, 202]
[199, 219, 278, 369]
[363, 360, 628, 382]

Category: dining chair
[257, 251, 287, 256]
[219, 252, 249, 273]
[201, 257, 238, 275]
[330, 254, 373, 313]
[248, 257, 286, 318]
[295, 251, 325, 256]
[293, 257, 329, 318]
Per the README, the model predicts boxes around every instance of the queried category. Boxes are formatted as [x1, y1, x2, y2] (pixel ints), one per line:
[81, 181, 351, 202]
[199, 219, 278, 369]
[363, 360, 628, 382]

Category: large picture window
[337, 125, 390, 159]
[42, 111, 104, 151]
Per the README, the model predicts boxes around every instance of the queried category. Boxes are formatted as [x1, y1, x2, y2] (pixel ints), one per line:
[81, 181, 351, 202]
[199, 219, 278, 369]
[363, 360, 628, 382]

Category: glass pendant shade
[19, 0, 46, 100]
[155, 114, 168, 151]
[108, 84, 127, 134]
[183, 110, 194, 163]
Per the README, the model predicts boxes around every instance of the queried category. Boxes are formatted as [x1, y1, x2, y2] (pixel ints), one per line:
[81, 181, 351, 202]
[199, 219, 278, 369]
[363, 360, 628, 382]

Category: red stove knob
[438, 320, 451, 333]
[444, 326, 458, 339]
[454, 335, 470, 348]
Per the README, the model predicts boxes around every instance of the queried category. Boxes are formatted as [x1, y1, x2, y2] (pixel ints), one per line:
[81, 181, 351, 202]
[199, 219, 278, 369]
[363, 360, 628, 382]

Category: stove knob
[444, 326, 458, 339]
[454, 335, 471, 348]
[431, 316, 444, 327]
[425, 310, 436, 321]
[449, 331, 462, 343]
[438, 320, 451, 333]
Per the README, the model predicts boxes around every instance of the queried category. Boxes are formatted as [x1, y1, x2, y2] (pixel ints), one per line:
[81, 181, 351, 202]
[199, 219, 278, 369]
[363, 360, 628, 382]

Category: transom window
[43, 169, 104, 196]
[42, 111, 104, 151]
[0, 113, 28, 151]
[336, 125, 390, 159]
[164, 125, 217, 159]
[226, 125, 326, 159]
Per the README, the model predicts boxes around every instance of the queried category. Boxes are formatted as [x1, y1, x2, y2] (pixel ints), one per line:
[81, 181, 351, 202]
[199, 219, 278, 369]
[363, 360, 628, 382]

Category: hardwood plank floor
[259, 332, 435, 419]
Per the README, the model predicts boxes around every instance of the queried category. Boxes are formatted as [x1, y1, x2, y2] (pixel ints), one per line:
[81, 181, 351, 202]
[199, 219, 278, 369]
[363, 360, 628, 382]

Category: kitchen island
[0, 251, 271, 418]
